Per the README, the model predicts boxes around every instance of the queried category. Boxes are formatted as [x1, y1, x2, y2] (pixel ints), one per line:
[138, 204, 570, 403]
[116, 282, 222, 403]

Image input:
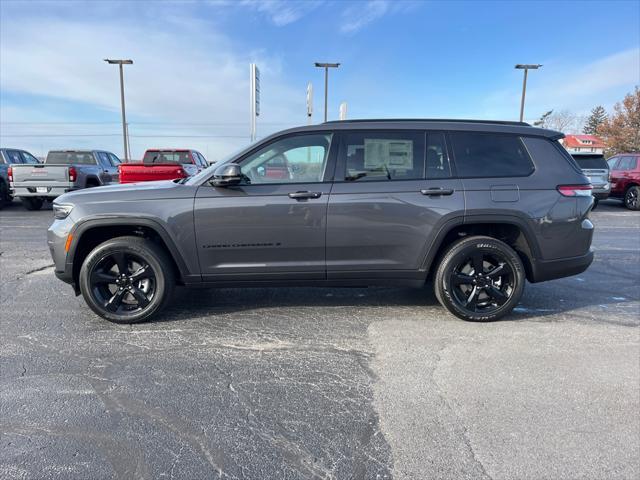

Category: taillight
[557, 185, 593, 197]
[7, 166, 13, 182]
[69, 166, 77, 182]
[178, 168, 187, 178]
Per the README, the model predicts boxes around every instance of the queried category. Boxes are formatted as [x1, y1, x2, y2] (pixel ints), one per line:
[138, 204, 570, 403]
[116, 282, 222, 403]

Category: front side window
[340, 131, 425, 181]
[450, 132, 534, 178]
[108, 153, 121, 166]
[240, 134, 332, 184]
[21, 151, 40, 164]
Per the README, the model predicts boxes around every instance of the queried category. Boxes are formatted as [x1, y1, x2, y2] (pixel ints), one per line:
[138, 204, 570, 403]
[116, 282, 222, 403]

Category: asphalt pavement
[1, 199, 638, 479]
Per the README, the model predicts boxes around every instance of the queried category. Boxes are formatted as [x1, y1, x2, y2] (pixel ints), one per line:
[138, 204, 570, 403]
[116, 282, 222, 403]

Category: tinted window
[46, 152, 95, 164]
[241, 134, 332, 184]
[572, 155, 608, 169]
[143, 151, 192, 165]
[617, 156, 638, 171]
[5, 150, 24, 164]
[340, 131, 424, 181]
[426, 132, 451, 178]
[450, 133, 534, 178]
[97, 152, 112, 169]
[21, 151, 40, 164]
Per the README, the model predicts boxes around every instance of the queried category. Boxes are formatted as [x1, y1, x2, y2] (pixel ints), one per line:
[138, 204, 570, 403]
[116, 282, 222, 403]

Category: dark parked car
[606, 153, 640, 210]
[0, 148, 40, 208]
[570, 153, 610, 207]
[48, 119, 595, 324]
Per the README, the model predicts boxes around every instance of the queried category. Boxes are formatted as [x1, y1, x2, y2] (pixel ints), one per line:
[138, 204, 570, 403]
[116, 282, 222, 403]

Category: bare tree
[547, 110, 577, 133]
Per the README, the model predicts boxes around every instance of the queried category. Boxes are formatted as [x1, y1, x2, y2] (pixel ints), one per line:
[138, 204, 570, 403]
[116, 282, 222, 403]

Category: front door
[194, 132, 336, 281]
[326, 130, 464, 279]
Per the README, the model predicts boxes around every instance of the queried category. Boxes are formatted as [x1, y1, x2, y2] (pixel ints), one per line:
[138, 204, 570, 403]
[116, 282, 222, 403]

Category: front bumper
[47, 217, 77, 291]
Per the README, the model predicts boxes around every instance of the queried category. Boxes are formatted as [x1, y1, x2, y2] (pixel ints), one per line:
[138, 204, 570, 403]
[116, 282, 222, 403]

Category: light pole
[515, 64, 542, 122]
[314, 62, 340, 122]
[104, 59, 133, 161]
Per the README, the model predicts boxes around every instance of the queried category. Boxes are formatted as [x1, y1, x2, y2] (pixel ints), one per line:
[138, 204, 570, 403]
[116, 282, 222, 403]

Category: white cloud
[0, 14, 308, 159]
[237, 0, 323, 26]
[340, 0, 418, 34]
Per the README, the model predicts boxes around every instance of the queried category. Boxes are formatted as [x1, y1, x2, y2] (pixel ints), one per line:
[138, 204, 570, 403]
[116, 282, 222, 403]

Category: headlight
[53, 203, 74, 219]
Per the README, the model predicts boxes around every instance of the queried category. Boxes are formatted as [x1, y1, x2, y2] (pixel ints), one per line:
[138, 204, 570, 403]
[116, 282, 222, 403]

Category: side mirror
[211, 163, 242, 187]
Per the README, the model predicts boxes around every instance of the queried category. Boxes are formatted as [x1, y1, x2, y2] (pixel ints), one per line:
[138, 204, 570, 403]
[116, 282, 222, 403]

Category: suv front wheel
[79, 236, 175, 324]
[434, 236, 525, 321]
[624, 185, 640, 210]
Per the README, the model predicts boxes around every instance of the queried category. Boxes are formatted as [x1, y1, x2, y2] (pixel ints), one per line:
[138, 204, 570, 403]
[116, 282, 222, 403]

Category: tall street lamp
[104, 59, 133, 161]
[515, 64, 542, 123]
[314, 62, 340, 122]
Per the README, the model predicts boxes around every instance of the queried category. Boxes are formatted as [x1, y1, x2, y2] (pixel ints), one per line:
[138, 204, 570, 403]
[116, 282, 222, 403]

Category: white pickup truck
[9, 150, 121, 210]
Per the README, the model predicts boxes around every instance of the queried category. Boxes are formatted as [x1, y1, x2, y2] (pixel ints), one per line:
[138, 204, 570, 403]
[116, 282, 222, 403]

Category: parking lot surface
[1, 199, 639, 479]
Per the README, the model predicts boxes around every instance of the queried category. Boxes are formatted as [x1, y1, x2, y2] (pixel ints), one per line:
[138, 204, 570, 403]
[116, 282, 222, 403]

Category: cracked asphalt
[1, 199, 639, 479]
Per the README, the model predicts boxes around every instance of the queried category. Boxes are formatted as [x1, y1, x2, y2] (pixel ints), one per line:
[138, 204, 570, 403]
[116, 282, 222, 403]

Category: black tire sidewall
[435, 236, 525, 322]
[625, 186, 640, 210]
[79, 236, 173, 324]
[22, 197, 44, 210]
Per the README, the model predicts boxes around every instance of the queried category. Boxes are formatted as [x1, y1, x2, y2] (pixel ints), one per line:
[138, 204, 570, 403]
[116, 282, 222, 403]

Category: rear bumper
[529, 249, 594, 283]
[12, 185, 78, 198]
[593, 191, 610, 200]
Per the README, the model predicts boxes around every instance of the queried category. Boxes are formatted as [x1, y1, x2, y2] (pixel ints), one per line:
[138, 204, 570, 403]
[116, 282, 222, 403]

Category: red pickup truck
[118, 149, 210, 183]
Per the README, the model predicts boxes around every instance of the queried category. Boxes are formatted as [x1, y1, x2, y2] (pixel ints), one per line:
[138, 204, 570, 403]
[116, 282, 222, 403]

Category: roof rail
[324, 118, 531, 127]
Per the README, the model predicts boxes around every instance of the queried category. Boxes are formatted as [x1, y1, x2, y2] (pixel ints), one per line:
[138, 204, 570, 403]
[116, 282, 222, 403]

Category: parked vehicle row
[570, 153, 610, 208]
[607, 153, 640, 210]
[1, 148, 212, 210]
[48, 119, 597, 324]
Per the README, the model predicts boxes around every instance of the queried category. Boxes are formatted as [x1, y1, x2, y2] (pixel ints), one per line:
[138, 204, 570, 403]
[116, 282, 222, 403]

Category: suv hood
[56, 180, 196, 204]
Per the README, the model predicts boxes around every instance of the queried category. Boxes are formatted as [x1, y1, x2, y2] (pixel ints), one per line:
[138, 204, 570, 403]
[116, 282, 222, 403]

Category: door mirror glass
[211, 163, 242, 187]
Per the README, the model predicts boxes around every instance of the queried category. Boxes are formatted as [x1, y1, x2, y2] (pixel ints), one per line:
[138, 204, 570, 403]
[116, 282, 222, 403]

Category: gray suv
[48, 120, 595, 323]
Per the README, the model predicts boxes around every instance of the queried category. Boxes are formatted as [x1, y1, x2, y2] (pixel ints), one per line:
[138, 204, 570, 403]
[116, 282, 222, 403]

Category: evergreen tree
[583, 106, 607, 135]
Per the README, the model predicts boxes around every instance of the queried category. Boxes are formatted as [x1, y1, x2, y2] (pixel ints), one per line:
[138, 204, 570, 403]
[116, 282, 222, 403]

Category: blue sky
[1, 0, 638, 159]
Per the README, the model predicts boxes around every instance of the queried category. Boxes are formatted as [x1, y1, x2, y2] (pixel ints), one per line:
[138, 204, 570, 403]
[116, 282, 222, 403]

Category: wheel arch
[68, 218, 192, 288]
[423, 215, 539, 282]
[84, 176, 101, 187]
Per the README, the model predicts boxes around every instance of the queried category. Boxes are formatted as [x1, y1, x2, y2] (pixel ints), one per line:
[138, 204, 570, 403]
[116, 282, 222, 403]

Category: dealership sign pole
[250, 64, 260, 142]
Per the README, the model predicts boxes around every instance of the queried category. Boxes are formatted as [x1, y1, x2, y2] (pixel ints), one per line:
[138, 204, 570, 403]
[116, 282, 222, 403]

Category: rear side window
[450, 133, 534, 178]
[617, 156, 638, 171]
[6, 150, 24, 164]
[426, 132, 451, 178]
[21, 151, 40, 164]
[340, 131, 425, 181]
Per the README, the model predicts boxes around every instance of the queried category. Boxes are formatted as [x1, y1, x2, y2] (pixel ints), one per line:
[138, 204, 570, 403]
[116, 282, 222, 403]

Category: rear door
[326, 130, 464, 279]
[194, 132, 335, 280]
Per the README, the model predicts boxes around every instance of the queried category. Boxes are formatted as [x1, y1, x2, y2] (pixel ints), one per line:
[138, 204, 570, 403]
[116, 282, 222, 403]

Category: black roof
[272, 118, 563, 140]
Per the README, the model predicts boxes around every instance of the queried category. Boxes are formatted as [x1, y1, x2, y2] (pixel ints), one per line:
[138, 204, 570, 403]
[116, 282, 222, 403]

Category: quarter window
[241, 134, 332, 184]
[340, 131, 425, 181]
[450, 133, 534, 178]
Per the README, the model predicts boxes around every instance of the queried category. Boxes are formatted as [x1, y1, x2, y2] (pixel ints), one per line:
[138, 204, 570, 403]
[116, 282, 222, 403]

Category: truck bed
[118, 163, 188, 184]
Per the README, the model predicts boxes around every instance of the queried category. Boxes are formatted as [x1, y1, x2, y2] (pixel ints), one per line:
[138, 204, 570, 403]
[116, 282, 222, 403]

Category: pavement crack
[24, 263, 54, 275]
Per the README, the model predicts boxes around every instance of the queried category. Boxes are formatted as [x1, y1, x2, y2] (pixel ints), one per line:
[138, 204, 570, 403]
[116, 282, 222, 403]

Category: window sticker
[364, 139, 413, 170]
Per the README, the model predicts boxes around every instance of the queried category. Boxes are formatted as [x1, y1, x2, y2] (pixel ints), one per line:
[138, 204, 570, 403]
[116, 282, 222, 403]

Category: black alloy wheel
[624, 186, 640, 210]
[79, 236, 174, 323]
[434, 236, 525, 321]
[90, 252, 156, 315]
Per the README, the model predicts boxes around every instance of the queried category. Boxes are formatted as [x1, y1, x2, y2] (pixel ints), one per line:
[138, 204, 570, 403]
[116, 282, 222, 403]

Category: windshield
[571, 155, 608, 169]
[46, 151, 95, 164]
[185, 144, 255, 185]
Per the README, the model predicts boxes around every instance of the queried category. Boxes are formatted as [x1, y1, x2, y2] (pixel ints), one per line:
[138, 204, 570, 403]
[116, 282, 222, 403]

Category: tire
[624, 186, 640, 211]
[0, 181, 9, 209]
[21, 197, 44, 211]
[434, 235, 526, 322]
[79, 236, 175, 324]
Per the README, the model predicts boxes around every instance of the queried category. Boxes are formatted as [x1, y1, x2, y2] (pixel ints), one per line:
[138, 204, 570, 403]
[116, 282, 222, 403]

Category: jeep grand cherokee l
[47, 119, 595, 323]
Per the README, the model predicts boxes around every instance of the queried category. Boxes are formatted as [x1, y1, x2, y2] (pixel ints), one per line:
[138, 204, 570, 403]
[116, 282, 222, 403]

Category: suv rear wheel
[79, 236, 174, 324]
[624, 185, 640, 210]
[434, 236, 525, 321]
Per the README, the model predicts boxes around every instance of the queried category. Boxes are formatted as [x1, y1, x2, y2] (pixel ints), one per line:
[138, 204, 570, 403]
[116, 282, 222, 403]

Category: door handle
[420, 188, 454, 196]
[288, 191, 322, 199]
